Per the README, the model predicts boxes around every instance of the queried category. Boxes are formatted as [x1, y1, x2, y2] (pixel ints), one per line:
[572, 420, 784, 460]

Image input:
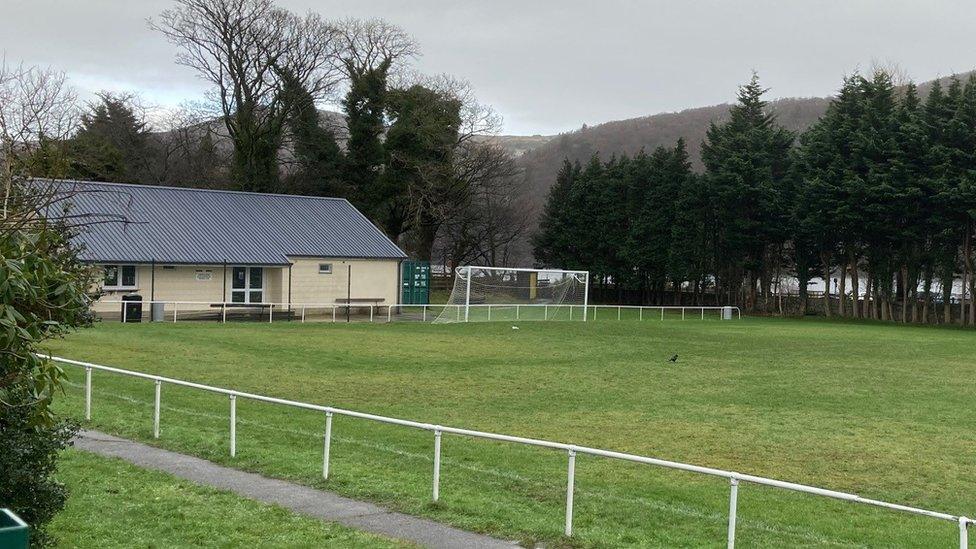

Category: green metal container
[401, 260, 431, 305]
[0, 509, 29, 548]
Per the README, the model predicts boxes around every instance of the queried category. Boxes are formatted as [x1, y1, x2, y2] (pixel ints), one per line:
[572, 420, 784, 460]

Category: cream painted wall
[92, 265, 229, 312]
[286, 258, 399, 305]
[91, 258, 400, 312]
[265, 268, 284, 304]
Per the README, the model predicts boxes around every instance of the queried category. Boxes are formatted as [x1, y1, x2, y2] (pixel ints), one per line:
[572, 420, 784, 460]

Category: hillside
[515, 96, 831, 217]
[514, 72, 973, 232]
[475, 134, 554, 157]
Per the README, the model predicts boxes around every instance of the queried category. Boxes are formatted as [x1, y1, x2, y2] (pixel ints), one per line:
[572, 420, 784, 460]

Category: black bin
[121, 294, 143, 323]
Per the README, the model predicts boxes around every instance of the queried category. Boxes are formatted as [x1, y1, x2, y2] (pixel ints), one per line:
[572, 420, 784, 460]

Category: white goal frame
[456, 266, 590, 322]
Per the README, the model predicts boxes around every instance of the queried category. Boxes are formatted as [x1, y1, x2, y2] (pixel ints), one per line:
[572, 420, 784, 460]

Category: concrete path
[74, 430, 517, 548]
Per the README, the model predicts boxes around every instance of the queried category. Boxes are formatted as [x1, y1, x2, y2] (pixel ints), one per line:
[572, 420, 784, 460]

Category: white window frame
[102, 264, 138, 290]
[318, 263, 333, 274]
[230, 266, 265, 304]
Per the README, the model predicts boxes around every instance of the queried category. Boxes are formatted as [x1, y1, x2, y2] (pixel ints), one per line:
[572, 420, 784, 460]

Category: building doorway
[231, 267, 264, 303]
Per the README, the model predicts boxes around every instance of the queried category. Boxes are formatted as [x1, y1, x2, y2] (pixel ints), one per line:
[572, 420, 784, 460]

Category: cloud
[2, 0, 974, 135]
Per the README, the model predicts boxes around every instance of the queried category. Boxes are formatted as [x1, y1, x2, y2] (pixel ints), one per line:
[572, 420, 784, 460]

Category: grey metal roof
[40, 179, 406, 264]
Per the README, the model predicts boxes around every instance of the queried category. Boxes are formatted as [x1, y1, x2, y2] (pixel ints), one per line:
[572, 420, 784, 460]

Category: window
[318, 263, 333, 274]
[231, 267, 263, 303]
[103, 265, 136, 289]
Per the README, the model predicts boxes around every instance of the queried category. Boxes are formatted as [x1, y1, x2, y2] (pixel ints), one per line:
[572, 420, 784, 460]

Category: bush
[1, 185, 96, 546]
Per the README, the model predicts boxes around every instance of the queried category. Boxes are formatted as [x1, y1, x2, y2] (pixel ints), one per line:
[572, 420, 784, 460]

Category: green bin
[0, 509, 29, 548]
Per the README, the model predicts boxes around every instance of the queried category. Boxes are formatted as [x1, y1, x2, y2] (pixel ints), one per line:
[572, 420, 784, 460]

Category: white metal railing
[96, 300, 742, 324]
[48, 354, 970, 547]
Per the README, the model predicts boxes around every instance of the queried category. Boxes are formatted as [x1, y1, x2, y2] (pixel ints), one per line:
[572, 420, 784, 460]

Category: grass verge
[51, 449, 407, 547]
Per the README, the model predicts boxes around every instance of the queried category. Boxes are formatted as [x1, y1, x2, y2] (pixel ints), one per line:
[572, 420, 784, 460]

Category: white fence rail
[47, 354, 970, 547]
[96, 300, 742, 324]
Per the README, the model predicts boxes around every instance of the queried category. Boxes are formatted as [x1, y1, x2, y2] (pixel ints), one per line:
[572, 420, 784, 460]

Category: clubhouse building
[46, 180, 406, 315]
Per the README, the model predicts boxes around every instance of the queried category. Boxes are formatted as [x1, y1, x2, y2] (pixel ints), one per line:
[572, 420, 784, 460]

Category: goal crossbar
[457, 265, 589, 275]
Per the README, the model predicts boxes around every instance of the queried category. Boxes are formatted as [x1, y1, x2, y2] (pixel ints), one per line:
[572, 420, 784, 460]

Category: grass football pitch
[46, 317, 976, 547]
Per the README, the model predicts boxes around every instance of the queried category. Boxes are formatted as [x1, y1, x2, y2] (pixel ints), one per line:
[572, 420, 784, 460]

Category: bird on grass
[668, 354, 678, 363]
[511, 326, 520, 330]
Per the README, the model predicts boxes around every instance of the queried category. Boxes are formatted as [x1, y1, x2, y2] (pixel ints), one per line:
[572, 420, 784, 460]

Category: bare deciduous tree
[145, 104, 232, 188]
[336, 17, 419, 79]
[436, 152, 531, 269]
[150, 0, 344, 191]
[0, 60, 78, 219]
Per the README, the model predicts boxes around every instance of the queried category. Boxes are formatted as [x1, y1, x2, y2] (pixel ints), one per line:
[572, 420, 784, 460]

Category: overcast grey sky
[3, 0, 975, 135]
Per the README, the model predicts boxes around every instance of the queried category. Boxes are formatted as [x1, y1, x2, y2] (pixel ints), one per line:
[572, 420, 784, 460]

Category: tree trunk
[822, 256, 832, 318]
[943, 277, 952, 324]
[962, 229, 971, 326]
[871, 275, 884, 320]
[849, 255, 860, 319]
[969, 224, 976, 326]
[838, 262, 847, 317]
[799, 281, 808, 316]
[901, 265, 909, 323]
[747, 271, 757, 313]
[922, 273, 932, 324]
[863, 272, 872, 320]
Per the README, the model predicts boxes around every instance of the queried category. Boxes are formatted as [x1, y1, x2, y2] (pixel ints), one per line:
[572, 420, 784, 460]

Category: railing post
[423, 305, 427, 322]
[661, 307, 664, 321]
[229, 395, 237, 457]
[332, 306, 336, 323]
[323, 411, 333, 479]
[153, 380, 161, 439]
[516, 304, 520, 321]
[370, 305, 374, 322]
[682, 307, 685, 320]
[269, 303, 273, 323]
[301, 306, 306, 323]
[961, 517, 970, 549]
[639, 307, 643, 321]
[433, 429, 442, 502]
[727, 477, 739, 549]
[701, 308, 705, 320]
[84, 366, 92, 421]
[388, 305, 392, 323]
[544, 305, 548, 320]
[565, 449, 576, 537]
[174, 302, 178, 323]
[488, 304, 492, 321]
[222, 303, 227, 323]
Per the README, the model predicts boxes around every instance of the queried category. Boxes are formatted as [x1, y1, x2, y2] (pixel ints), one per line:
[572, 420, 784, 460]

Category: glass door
[231, 267, 264, 303]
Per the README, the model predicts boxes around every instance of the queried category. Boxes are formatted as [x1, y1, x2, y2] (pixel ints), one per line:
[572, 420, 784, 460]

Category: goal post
[434, 266, 590, 323]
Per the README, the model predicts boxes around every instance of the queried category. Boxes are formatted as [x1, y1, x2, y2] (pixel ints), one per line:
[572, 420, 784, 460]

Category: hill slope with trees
[517, 73, 973, 226]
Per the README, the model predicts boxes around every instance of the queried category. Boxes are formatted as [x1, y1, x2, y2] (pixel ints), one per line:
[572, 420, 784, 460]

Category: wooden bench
[334, 298, 386, 304]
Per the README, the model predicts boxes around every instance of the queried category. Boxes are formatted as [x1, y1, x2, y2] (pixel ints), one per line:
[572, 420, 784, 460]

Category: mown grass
[45, 316, 976, 547]
[51, 449, 407, 547]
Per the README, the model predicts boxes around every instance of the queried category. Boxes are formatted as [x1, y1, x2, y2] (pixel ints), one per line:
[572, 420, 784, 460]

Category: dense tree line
[17, 0, 525, 265]
[535, 71, 976, 325]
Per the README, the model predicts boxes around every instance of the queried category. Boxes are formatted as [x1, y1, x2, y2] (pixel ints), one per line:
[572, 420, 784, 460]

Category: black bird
[668, 354, 678, 363]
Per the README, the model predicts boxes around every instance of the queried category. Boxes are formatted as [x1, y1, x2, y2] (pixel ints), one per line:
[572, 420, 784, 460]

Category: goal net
[432, 266, 589, 323]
